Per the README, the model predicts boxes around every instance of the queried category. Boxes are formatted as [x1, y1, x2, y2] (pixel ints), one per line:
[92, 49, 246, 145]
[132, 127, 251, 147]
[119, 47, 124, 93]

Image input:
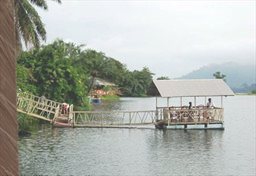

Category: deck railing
[17, 92, 62, 121]
[156, 106, 224, 123]
[17, 93, 224, 128]
[72, 110, 156, 126]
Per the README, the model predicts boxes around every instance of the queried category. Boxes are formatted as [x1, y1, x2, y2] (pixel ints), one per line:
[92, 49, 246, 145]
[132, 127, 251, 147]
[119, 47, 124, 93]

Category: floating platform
[74, 124, 155, 129]
[52, 121, 224, 130]
[53, 121, 73, 128]
[155, 120, 224, 130]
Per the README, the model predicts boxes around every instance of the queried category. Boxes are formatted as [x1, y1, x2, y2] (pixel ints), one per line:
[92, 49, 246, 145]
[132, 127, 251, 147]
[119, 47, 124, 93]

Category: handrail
[73, 110, 156, 126]
[158, 107, 224, 123]
[17, 92, 62, 121]
[17, 93, 224, 128]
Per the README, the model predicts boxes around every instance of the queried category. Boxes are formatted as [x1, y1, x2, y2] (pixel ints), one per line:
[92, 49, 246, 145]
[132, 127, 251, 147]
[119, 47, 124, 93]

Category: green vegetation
[18, 114, 41, 135]
[156, 76, 170, 80]
[14, 2, 157, 132]
[251, 90, 256, 94]
[15, 0, 62, 134]
[101, 95, 120, 101]
[17, 39, 156, 107]
[213, 71, 226, 82]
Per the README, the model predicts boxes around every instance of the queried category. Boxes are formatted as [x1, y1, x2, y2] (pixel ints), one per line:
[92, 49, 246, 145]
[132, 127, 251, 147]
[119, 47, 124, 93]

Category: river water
[19, 95, 256, 176]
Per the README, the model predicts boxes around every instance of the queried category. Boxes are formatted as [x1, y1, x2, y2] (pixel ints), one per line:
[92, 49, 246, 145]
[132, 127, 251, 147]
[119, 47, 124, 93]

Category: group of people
[188, 98, 214, 109]
[169, 98, 215, 122]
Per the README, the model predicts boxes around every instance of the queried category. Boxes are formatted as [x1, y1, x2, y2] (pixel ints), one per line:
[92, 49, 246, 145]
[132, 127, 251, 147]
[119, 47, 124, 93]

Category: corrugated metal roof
[153, 79, 234, 97]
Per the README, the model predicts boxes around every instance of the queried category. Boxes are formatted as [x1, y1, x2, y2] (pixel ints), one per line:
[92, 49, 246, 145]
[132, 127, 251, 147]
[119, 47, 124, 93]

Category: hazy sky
[38, 0, 255, 78]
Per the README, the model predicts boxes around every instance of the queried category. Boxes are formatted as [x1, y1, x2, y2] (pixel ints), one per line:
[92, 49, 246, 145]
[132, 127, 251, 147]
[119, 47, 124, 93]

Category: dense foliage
[17, 39, 155, 107]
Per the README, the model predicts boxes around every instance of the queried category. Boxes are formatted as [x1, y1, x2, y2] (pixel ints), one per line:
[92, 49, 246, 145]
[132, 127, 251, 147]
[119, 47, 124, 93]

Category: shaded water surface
[19, 96, 256, 175]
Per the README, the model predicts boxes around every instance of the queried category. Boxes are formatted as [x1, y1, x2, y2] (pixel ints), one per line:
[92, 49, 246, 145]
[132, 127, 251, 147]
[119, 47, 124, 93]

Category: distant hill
[179, 62, 256, 92]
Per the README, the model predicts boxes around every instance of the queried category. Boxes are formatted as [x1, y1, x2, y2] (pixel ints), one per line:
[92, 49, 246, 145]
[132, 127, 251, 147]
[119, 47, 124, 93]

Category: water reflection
[145, 130, 224, 175]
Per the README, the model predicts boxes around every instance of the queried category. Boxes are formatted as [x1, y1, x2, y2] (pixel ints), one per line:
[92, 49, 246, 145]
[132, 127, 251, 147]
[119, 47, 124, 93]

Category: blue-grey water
[19, 96, 256, 175]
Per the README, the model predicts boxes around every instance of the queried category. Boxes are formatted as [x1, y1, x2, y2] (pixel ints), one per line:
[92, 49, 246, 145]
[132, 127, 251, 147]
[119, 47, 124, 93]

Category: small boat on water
[89, 96, 101, 105]
[90, 97, 101, 105]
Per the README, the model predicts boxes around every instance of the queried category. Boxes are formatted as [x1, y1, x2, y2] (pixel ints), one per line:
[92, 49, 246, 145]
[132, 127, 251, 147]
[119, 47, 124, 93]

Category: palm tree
[14, 0, 61, 49]
[213, 71, 226, 82]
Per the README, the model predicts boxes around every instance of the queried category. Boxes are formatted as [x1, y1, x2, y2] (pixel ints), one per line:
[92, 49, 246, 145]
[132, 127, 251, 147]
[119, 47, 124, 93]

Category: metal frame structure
[17, 93, 156, 128]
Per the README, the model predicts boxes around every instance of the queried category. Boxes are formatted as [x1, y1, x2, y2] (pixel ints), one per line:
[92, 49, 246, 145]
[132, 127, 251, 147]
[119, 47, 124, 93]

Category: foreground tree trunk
[0, 0, 19, 175]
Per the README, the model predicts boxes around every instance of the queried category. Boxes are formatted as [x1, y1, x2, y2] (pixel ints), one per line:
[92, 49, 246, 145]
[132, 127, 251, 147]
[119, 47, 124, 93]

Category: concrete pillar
[0, 0, 19, 175]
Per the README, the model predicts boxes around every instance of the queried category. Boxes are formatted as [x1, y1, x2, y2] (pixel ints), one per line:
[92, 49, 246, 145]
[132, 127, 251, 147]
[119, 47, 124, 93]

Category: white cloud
[38, 0, 255, 78]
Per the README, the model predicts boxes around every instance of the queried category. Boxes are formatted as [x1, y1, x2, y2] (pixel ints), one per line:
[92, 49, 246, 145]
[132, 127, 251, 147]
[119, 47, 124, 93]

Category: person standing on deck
[62, 103, 69, 114]
[40, 95, 46, 107]
[188, 102, 194, 121]
[188, 102, 192, 109]
[204, 98, 214, 120]
[206, 98, 214, 108]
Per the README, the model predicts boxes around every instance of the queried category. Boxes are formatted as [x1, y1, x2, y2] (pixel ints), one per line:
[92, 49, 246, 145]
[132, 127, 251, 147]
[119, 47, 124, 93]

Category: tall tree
[14, 0, 61, 49]
[18, 40, 89, 105]
[213, 71, 226, 82]
[157, 76, 170, 80]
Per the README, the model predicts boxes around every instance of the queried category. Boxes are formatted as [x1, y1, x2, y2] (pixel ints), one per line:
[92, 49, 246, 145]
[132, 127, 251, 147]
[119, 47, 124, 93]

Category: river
[19, 95, 256, 175]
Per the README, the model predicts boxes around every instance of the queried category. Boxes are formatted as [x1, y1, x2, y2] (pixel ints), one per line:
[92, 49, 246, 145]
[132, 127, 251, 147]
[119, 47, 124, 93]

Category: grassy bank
[101, 95, 120, 101]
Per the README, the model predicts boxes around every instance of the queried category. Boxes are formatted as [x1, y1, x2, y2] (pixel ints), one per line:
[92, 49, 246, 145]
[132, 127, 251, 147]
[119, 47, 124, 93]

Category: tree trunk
[0, 0, 19, 175]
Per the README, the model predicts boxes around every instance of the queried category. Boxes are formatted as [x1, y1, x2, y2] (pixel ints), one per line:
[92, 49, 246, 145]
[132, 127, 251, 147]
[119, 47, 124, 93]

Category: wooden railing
[17, 93, 157, 126]
[17, 93, 224, 128]
[157, 106, 224, 123]
[72, 110, 156, 126]
[17, 92, 62, 122]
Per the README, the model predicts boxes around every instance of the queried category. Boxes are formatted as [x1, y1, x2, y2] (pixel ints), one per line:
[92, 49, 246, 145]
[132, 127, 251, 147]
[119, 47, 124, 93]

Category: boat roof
[153, 79, 234, 98]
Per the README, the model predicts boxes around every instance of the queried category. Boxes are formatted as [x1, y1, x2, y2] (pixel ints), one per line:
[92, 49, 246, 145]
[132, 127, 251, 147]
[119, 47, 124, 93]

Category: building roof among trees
[95, 78, 116, 86]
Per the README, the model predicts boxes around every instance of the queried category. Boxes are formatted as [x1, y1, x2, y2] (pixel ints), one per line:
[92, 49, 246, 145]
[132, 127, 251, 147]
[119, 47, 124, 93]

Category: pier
[17, 92, 157, 128]
[17, 83, 230, 130]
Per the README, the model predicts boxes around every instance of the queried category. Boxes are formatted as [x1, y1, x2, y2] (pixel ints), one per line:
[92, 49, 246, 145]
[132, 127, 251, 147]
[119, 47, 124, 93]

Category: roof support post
[194, 97, 196, 107]
[180, 97, 182, 107]
[221, 96, 223, 108]
[167, 97, 170, 108]
[155, 96, 158, 110]
[155, 96, 159, 120]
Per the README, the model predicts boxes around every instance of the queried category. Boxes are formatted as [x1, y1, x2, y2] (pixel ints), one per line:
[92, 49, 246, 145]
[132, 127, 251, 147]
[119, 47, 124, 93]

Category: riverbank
[235, 93, 256, 96]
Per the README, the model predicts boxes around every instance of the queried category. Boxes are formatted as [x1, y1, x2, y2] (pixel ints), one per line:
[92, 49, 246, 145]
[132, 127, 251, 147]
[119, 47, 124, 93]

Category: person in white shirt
[206, 98, 214, 108]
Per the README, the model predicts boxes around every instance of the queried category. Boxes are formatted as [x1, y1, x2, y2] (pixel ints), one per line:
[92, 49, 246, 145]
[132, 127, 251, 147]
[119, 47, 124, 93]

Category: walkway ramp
[17, 93, 61, 122]
[73, 110, 156, 127]
[17, 93, 157, 128]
